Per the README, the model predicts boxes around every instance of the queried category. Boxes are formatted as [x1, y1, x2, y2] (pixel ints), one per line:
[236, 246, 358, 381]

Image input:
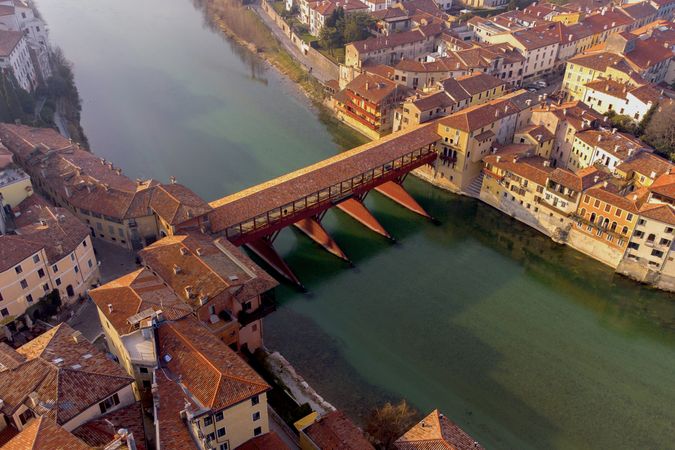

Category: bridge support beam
[293, 217, 350, 263]
[375, 181, 433, 220]
[336, 198, 392, 240]
[245, 239, 304, 290]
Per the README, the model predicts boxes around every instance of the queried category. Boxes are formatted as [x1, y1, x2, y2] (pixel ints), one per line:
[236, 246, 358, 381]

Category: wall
[260, 0, 339, 80]
[0, 247, 50, 321]
[566, 227, 625, 267]
[62, 383, 136, 432]
[0, 174, 31, 207]
[196, 393, 269, 449]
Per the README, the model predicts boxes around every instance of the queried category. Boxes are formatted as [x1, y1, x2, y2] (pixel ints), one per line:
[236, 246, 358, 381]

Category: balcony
[238, 292, 277, 326]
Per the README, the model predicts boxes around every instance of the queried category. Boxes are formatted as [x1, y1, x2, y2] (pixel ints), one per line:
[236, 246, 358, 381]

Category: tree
[641, 102, 675, 160]
[325, 6, 344, 29]
[365, 400, 418, 450]
[319, 26, 342, 52]
[342, 12, 375, 43]
[604, 111, 638, 135]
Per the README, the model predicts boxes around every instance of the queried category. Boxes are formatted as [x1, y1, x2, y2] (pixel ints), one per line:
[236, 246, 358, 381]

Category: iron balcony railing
[224, 145, 435, 241]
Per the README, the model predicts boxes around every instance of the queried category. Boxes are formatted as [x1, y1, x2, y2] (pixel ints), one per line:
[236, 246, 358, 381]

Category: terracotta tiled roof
[0, 324, 132, 425]
[649, 171, 675, 200]
[0, 124, 158, 220]
[2, 416, 92, 450]
[13, 195, 90, 264]
[568, 51, 625, 71]
[0, 234, 42, 273]
[364, 64, 396, 79]
[620, 1, 658, 20]
[154, 368, 196, 450]
[453, 73, 504, 96]
[0, 30, 22, 57]
[584, 77, 632, 99]
[510, 27, 561, 50]
[238, 432, 290, 450]
[310, 0, 368, 15]
[303, 410, 374, 450]
[395, 409, 483, 450]
[532, 100, 603, 130]
[585, 185, 641, 212]
[583, 9, 634, 35]
[409, 91, 455, 112]
[349, 24, 441, 53]
[576, 130, 648, 160]
[138, 233, 277, 308]
[616, 151, 672, 178]
[149, 183, 212, 226]
[438, 93, 526, 132]
[0, 342, 26, 370]
[517, 124, 555, 142]
[71, 402, 147, 450]
[157, 316, 270, 411]
[340, 72, 402, 104]
[484, 154, 554, 186]
[89, 268, 192, 335]
[208, 124, 440, 232]
[638, 202, 675, 225]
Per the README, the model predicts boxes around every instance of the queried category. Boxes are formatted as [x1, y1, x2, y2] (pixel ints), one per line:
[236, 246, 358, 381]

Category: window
[215, 411, 224, 422]
[83, 240, 87, 247]
[43, 284, 49, 292]
[219, 444, 229, 450]
[647, 233, 656, 243]
[139, 367, 148, 374]
[252, 412, 261, 422]
[604, 204, 611, 213]
[56, 278, 61, 286]
[638, 218, 646, 226]
[615, 208, 622, 218]
[20, 279, 28, 289]
[217, 427, 226, 438]
[651, 249, 664, 258]
[204, 416, 213, 426]
[33, 254, 40, 263]
[37, 268, 45, 278]
[70, 253, 75, 261]
[627, 213, 633, 221]
[243, 301, 252, 311]
[142, 380, 151, 388]
[254, 427, 262, 436]
[666, 227, 674, 234]
[251, 395, 260, 406]
[1, 308, 8, 317]
[88, 259, 93, 268]
[74, 266, 79, 274]
[594, 199, 600, 208]
[206, 432, 215, 442]
[14, 265, 22, 274]
[52, 264, 58, 272]
[659, 238, 671, 247]
[26, 294, 33, 303]
[99, 393, 120, 413]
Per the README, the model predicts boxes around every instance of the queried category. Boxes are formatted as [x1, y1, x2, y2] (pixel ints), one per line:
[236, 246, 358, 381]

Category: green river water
[36, 0, 675, 447]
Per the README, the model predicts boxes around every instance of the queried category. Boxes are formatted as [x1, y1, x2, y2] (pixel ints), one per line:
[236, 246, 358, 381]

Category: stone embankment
[264, 351, 336, 416]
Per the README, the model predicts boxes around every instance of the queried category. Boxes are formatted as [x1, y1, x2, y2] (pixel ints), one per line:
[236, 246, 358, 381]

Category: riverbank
[197, 0, 368, 150]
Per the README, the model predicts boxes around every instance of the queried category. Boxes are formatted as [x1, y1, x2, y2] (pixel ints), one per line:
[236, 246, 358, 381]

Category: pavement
[94, 239, 139, 283]
[251, 2, 335, 84]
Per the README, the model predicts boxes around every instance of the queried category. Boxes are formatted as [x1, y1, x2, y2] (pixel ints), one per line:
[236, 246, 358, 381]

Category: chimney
[115, 168, 122, 175]
[650, 170, 656, 178]
[108, 304, 113, 314]
[603, 180, 608, 187]
[632, 194, 638, 201]
[173, 264, 182, 274]
[597, 134, 602, 142]
[180, 247, 189, 256]
[496, 155, 501, 162]
[365, 81, 370, 90]
[184, 286, 194, 298]
[612, 128, 617, 134]
[543, 160, 550, 167]
[593, 175, 599, 183]
[196, 248, 204, 256]
[72, 330, 83, 344]
[199, 295, 209, 306]
[614, 144, 620, 152]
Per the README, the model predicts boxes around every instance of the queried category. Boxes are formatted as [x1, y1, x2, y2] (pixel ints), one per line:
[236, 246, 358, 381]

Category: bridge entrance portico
[207, 124, 441, 287]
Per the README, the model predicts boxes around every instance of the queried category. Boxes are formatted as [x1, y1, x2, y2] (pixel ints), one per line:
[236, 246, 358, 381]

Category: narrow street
[251, 2, 335, 83]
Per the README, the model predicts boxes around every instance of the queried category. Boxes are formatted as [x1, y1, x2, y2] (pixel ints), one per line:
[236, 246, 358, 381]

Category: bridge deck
[208, 124, 439, 243]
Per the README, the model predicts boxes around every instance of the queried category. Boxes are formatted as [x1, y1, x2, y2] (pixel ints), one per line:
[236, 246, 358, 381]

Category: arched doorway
[66, 285, 74, 297]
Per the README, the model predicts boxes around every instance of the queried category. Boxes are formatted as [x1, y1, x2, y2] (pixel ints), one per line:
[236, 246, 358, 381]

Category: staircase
[463, 173, 484, 199]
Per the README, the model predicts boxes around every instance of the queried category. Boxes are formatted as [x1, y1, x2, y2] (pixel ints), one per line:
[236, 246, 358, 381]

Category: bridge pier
[246, 238, 305, 290]
[336, 197, 392, 240]
[375, 180, 434, 221]
[293, 216, 351, 263]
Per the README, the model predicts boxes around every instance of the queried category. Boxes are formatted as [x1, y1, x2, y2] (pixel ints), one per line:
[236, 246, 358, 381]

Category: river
[35, 0, 675, 448]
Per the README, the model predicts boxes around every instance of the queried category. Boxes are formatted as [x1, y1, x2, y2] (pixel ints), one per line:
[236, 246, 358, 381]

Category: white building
[0, 0, 50, 82]
[0, 29, 36, 91]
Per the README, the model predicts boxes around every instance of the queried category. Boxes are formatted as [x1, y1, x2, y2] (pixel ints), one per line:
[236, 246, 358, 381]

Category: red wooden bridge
[207, 124, 440, 287]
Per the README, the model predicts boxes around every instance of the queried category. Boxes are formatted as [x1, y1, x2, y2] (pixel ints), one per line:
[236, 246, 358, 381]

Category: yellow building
[569, 129, 647, 171]
[0, 165, 32, 208]
[615, 151, 673, 188]
[0, 124, 161, 251]
[0, 196, 98, 331]
[418, 90, 537, 193]
[514, 124, 555, 159]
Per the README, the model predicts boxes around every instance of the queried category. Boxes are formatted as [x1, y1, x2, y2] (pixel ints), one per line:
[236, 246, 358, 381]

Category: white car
[534, 80, 547, 88]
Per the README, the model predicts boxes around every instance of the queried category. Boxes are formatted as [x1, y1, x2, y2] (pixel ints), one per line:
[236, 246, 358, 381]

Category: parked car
[533, 80, 547, 88]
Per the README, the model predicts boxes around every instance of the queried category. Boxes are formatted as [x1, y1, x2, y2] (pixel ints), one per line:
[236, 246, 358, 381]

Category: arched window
[598, 215, 604, 225]
[622, 226, 628, 235]
[603, 218, 609, 228]
[590, 212, 596, 223]
[647, 233, 656, 243]
[610, 222, 617, 232]
[580, 208, 586, 217]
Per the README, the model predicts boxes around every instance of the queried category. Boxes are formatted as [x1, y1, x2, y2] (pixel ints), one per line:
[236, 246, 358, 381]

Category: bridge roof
[208, 124, 440, 233]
